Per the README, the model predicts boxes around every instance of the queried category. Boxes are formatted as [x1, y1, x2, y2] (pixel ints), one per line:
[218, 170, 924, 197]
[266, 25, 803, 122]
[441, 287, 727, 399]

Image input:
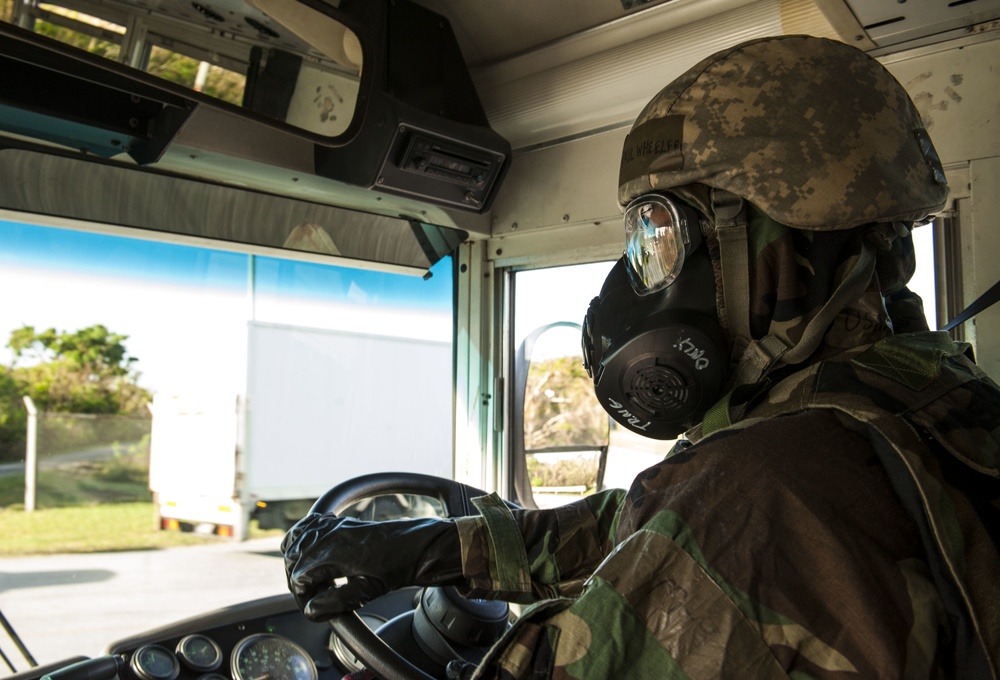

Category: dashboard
[13, 591, 426, 680]
[10, 481, 512, 680]
[107, 596, 337, 680]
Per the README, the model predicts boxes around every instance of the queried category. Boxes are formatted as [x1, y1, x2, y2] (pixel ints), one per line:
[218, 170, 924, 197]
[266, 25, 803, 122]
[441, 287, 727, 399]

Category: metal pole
[22, 396, 37, 512]
[0, 609, 37, 669]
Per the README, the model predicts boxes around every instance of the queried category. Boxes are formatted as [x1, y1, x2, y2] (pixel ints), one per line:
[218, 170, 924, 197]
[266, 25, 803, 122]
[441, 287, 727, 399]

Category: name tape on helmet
[620, 115, 684, 187]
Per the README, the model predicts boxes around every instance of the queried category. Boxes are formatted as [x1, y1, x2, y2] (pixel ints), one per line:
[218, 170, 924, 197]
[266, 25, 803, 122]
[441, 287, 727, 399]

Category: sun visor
[0, 143, 467, 275]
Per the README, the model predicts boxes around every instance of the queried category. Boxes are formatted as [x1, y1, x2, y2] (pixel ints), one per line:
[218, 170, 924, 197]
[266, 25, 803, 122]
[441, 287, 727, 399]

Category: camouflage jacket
[455, 332, 1000, 679]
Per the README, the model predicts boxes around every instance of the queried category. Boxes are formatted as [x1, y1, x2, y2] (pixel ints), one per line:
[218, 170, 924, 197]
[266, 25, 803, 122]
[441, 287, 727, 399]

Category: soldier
[282, 35, 1000, 678]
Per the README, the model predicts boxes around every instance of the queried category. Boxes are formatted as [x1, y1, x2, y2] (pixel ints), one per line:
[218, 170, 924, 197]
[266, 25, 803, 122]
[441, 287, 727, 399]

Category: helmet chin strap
[710, 188, 751, 344]
[711, 188, 880, 392]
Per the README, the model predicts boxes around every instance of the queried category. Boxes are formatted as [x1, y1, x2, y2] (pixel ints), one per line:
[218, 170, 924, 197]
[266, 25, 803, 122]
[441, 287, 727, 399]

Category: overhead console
[0, 0, 510, 270]
[243, 0, 509, 213]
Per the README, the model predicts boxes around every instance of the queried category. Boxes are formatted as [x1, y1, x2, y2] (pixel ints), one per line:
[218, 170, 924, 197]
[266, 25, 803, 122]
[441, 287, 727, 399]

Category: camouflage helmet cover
[618, 35, 949, 229]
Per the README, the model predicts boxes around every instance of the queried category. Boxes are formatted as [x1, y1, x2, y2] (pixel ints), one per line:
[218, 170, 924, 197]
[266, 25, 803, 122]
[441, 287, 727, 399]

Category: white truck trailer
[148, 321, 453, 539]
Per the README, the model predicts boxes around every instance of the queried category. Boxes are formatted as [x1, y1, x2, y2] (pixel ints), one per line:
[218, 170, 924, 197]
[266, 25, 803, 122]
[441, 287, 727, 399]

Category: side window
[910, 223, 938, 329]
[509, 226, 942, 505]
[511, 262, 670, 506]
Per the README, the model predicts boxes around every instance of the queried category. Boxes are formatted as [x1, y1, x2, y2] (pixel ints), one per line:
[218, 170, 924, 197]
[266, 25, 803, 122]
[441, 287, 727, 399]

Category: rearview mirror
[0, 0, 510, 275]
[511, 323, 611, 508]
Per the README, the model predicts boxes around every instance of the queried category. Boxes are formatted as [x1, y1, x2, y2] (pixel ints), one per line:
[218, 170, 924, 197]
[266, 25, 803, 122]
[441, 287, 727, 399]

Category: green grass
[0, 450, 152, 508]
[0, 468, 150, 509]
[0, 502, 284, 555]
[0, 455, 283, 555]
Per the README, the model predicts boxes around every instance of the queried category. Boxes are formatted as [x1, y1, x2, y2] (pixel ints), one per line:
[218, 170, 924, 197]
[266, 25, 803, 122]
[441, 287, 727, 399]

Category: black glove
[281, 513, 464, 621]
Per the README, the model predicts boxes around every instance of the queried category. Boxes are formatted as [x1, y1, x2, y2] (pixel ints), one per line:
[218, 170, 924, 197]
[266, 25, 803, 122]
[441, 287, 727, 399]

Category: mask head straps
[712, 188, 790, 390]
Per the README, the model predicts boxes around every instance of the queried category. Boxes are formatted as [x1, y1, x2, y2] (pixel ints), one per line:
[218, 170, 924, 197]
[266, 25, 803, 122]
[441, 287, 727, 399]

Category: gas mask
[582, 194, 729, 439]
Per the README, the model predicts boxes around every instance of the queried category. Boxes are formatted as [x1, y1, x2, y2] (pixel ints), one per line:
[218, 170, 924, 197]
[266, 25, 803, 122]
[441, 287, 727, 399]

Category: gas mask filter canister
[583, 249, 729, 440]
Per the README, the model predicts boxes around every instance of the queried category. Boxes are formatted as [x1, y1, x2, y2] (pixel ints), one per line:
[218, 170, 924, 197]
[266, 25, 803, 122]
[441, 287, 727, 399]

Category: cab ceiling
[408, 0, 1000, 152]
[411, 0, 675, 67]
[416, 0, 1000, 66]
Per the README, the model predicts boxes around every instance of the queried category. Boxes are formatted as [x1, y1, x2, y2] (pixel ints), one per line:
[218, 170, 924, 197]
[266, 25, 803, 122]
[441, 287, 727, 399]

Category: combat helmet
[619, 34, 948, 228]
[618, 35, 950, 392]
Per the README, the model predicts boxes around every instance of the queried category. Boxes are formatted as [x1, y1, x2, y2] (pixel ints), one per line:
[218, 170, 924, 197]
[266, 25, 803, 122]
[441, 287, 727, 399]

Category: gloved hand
[281, 513, 464, 621]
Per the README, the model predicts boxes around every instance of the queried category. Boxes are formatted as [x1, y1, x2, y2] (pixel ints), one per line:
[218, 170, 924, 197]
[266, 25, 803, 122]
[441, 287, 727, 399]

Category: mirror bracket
[0, 23, 193, 164]
[312, 0, 510, 213]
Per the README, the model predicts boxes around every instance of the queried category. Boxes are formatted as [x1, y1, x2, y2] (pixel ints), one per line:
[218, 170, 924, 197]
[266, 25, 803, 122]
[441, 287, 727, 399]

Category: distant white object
[149, 321, 452, 538]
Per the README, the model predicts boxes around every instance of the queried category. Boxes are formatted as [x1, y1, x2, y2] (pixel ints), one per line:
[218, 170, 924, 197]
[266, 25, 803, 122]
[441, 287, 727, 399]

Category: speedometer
[230, 634, 317, 680]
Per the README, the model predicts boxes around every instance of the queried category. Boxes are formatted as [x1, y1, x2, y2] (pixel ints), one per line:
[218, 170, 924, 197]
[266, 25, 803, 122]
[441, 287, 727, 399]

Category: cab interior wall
[2, 0, 1000, 676]
[485, 14, 1000, 346]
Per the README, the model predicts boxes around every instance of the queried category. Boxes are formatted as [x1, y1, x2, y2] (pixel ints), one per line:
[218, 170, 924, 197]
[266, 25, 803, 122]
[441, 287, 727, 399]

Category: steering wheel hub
[412, 586, 508, 666]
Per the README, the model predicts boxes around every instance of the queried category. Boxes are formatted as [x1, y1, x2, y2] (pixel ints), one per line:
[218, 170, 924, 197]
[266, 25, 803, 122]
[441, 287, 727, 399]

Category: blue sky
[0, 216, 939, 394]
[0, 220, 454, 393]
[0, 222, 246, 287]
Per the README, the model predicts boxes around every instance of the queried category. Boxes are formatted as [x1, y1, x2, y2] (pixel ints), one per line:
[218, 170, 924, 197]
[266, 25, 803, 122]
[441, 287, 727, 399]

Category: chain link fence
[19, 405, 152, 509]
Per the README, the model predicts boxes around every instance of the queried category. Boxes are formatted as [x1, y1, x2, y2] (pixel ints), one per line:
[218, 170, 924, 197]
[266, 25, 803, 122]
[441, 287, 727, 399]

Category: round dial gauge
[176, 634, 223, 672]
[130, 644, 180, 680]
[231, 634, 317, 680]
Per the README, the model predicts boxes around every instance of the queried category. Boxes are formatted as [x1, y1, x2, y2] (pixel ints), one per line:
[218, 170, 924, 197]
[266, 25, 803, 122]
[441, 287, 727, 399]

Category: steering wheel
[309, 472, 510, 680]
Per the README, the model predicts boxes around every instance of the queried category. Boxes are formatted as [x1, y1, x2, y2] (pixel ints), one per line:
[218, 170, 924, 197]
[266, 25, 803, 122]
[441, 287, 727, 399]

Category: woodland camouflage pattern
[446, 36, 998, 676]
[280, 35, 997, 679]
[618, 35, 949, 230]
[455, 333, 1000, 678]
[714, 200, 896, 361]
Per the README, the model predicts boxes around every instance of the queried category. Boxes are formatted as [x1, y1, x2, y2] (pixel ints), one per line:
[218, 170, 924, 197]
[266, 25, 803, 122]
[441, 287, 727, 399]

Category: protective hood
[678, 186, 898, 373]
[736, 203, 897, 365]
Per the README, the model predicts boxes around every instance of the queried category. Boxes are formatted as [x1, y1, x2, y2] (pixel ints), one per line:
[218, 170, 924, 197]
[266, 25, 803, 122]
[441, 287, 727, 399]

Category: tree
[31, 18, 121, 61]
[0, 368, 28, 461]
[0, 325, 151, 461]
[9, 324, 135, 379]
[524, 355, 608, 449]
[146, 46, 245, 106]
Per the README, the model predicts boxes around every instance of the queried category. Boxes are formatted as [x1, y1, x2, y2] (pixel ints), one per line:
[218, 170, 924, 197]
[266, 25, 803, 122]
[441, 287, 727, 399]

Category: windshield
[0, 216, 455, 665]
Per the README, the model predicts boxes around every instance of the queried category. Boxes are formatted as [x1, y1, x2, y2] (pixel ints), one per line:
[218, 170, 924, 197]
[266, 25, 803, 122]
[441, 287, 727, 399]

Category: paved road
[0, 536, 288, 676]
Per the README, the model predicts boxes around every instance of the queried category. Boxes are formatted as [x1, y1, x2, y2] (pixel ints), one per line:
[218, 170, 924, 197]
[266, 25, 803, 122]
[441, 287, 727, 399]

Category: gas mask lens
[623, 194, 700, 296]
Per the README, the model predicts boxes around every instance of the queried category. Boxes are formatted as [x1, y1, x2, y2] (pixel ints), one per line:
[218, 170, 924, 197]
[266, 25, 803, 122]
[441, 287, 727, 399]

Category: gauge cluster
[127, 633, 317, 680]
[101, 590, 427, 680]
[106, 595, 337, 680]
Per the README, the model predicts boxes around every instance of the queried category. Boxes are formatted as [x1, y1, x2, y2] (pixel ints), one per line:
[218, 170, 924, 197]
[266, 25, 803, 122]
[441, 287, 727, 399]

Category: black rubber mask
[582, 246, 728, 439]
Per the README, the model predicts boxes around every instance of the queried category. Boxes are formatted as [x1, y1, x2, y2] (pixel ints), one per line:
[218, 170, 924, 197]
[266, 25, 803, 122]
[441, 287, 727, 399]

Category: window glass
[0, 220, 249, 396]
[910, 223, 937, 329]
[512, 262, 682, 501]
[147, 43, 247, 106]
[0, 222, 455, 384]
[2, 0, 363, 136]
[1, 220, 455, 517]
[31, 4, 124, 61]
[252, 256, 454, 343]
[513, 262, 667, 505]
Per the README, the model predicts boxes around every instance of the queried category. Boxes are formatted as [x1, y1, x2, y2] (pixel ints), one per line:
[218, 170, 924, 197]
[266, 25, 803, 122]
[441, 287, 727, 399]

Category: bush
[526, 453, 599, 490]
